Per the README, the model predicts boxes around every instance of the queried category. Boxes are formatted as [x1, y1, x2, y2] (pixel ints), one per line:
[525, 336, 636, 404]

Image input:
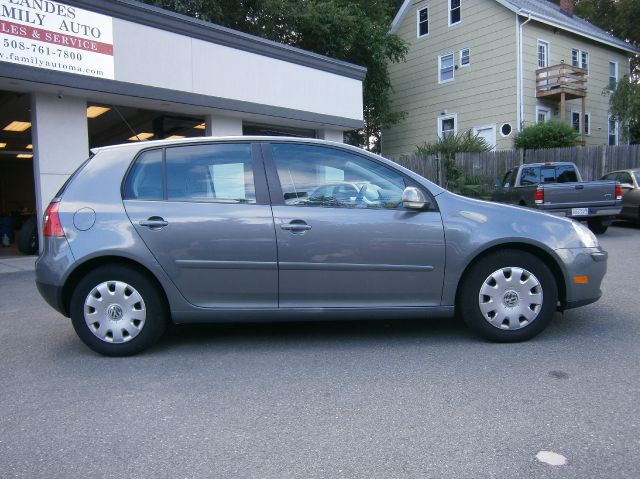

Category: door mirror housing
[402, 187, 430, 210]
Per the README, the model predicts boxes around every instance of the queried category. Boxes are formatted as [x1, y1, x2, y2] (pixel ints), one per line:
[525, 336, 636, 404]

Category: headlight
[572, 221, 599, 248]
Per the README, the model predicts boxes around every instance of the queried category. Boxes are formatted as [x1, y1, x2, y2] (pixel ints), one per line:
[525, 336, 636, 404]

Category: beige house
[382, 0, 639, 155]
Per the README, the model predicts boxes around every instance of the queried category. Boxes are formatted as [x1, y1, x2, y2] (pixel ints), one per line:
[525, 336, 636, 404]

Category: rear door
[264, 142, 446, 308]
[123, 142, 277, 308]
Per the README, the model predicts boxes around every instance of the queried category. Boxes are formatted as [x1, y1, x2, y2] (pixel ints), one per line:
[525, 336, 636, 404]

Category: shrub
[513, 121, 579, 150]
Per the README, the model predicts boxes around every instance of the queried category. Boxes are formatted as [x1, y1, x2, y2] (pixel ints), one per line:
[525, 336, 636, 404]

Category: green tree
[513, 121, 579, 150]
[609, 76, 640, 143]
[142, 0, 408, 152]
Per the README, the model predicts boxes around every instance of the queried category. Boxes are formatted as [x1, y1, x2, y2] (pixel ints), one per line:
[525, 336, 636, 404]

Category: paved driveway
[0, 225, 639, 478]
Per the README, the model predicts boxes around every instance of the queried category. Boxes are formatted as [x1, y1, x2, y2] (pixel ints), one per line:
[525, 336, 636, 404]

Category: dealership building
[0, 0, 365, 254]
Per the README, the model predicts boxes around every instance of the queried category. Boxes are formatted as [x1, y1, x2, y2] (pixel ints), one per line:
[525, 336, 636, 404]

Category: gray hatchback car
[36, 137, 607, 356]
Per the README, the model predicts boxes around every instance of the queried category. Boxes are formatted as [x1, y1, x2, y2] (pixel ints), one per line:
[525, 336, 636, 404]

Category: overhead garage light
[87, 106, 111, 119]
[194, 123, 206, 130]
[0, 143, 6, 148]
[3, 121, 31, 132]
[128, 132, 154, 141]
[17, 153, 33, 158]
[166, 135, 186, 140]
[26, 144, 33, 150]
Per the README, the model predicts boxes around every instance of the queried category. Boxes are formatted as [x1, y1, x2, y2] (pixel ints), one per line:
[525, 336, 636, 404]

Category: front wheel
[458, 250, 558, 342]
[70, 265, 168, 356]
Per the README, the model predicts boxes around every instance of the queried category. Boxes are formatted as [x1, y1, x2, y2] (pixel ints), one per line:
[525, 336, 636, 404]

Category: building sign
[0, 0, 114, 79]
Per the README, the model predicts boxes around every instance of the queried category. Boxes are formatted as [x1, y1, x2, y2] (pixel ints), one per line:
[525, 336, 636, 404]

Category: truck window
[502, 169, 515, 187]
[520, 166, 540, 186]
[540, 167, 557, 183]
[556, 165, 578, 183]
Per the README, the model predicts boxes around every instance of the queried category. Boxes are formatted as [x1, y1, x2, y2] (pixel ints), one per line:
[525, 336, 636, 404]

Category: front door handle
[280, 220, 312, 232]
[139, 216, 168, 229]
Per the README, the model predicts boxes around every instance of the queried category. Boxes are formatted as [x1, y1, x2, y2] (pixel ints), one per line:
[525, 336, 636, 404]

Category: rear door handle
[280, 220, 312, 232]
[139, 216, 168, 229]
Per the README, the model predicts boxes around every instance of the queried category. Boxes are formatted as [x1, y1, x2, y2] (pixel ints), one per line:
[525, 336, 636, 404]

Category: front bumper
[555, 247, 608, 311]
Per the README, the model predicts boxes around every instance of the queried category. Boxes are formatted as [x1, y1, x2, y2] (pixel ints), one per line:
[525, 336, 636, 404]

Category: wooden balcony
[536, 63, 587, 101]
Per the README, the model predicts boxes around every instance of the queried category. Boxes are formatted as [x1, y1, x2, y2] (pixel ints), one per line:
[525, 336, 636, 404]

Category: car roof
[604, 168, 640, 174]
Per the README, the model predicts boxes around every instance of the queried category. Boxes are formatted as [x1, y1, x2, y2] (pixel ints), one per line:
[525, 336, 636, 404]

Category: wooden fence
[388, 144, 640, 186]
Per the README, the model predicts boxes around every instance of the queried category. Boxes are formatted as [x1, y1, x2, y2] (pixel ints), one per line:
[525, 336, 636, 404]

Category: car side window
[618, 172, 633, 185]
[166, 144, 256, 203]
[123, 149, 163, 200]
[271, 144, 406, 209]
[501, 170, 513, 188]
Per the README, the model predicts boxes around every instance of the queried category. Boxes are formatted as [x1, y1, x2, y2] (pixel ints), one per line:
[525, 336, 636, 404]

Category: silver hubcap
[478, 267, 543, 331]
[83, 281, 146, 343]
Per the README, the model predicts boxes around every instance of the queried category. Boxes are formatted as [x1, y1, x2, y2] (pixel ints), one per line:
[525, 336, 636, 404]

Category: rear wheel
[70, 265, 168, 356]
[17, 216, 38, 255]
[587, 220, 608, 235]
[458, 250, 558, 342]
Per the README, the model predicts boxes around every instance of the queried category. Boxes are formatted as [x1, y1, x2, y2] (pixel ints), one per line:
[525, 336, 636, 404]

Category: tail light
[43, 201, 65, 237]
[534, 187, 544, 205]
[615, 184, 623, 201]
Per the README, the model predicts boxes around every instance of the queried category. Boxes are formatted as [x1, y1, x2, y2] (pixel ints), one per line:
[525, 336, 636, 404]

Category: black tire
[587, 220, 608, 235]
[17, 216, 38, 255]
[70, 265, 168, 356]
[457, 250, 558, 342]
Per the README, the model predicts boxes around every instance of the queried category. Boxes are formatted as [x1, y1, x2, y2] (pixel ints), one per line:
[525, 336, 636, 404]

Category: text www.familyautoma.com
[0, 51, 106, 77]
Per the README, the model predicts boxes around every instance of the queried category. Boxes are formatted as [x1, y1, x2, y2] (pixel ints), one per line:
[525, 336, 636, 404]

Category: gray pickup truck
[493, 162, 622, 234]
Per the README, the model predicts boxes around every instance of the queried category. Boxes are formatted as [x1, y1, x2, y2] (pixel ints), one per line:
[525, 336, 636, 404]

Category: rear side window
[166, 144, 255, 203]
[123, 149, 163, 200]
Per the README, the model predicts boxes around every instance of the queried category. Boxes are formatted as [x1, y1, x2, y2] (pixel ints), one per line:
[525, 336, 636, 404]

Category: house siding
[383, 0, 518, 156]
[522, 21, 631, 146]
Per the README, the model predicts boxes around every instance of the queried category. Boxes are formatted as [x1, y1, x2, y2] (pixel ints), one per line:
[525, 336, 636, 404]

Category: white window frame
[608, 115, 619, 146]
[460, 47, 470, 67]
[609, 60, 619, 92]
[448, 0, 461, 26]
[571, 109, 591, 136]
[536, 106, 551, 123]
[438, 52, 455, 84]
[416, 6, 429, 38]
[572, 48, 589, 72]
[438, 113, 458, 139]
[537, 40, 550, 69]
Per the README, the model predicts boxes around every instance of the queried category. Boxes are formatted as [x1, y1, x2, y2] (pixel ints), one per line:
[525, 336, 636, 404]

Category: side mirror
[402, 186, 430, 210]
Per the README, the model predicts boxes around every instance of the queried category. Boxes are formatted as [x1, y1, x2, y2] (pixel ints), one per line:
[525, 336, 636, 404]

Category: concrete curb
[0, 257, 36, 274]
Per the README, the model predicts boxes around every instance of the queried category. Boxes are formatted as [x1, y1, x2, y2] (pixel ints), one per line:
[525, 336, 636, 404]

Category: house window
[449, 0, 461, 26]
[439, 114, 457, 139]
[538, 41, 549, 69]
[572, 48, 589, 71]
[609, 61, 618, 91]
[608, 116, 618, 145]
[417, 7, 429, 37]
[460, 48, 470, 66]
[439, 53, 455, 83]
[571, 111, 590, 135]
[536, 106, 551, 123]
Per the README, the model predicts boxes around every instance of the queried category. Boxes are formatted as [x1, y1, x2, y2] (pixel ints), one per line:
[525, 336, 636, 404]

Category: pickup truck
[493, 162, 622, 234]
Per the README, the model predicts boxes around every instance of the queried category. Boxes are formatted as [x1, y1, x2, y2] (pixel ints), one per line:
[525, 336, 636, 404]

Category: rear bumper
[36, 279, 66, 316]
[545, 206, 622, 222]
[556, 248, 608, 310]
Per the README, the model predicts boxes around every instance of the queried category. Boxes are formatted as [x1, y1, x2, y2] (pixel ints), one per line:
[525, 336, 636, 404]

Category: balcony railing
[536, 63, 587, 100]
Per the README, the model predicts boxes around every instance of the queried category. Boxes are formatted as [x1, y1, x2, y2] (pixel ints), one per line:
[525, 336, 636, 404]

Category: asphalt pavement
[1, 224, 639, 478]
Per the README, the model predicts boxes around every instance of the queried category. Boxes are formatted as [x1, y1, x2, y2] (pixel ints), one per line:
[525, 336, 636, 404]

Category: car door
[263, 142, 446, 309]
[123, 142, 277, 309]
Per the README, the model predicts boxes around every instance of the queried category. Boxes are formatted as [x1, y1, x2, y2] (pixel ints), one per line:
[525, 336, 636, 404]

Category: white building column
[205, 114, 243, 137]
[316, 128, 344, 143]
[31, 93, 88, 231]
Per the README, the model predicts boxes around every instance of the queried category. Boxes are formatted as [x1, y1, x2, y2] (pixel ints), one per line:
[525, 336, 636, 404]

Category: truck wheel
[70, 265, 168, 356]
[17, 216, 38, 255]
[587, 220, 608, 235]
[458, 250, 558, 342]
